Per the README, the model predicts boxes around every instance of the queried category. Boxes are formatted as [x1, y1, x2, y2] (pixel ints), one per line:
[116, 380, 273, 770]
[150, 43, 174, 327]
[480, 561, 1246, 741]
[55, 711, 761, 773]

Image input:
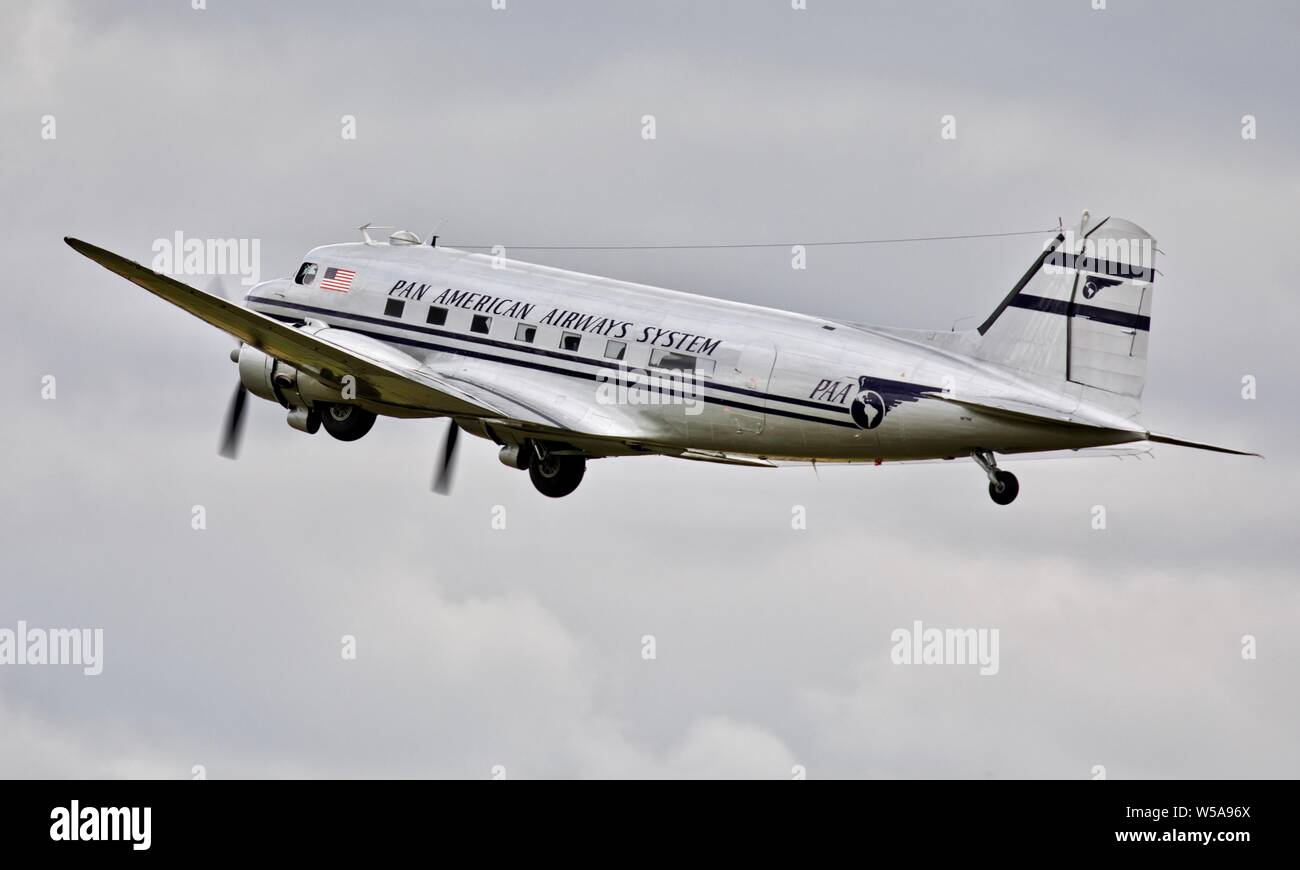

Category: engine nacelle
[286, 406, 320, 434]
[498, 443, 531, 470]
[234, 345, 340, 409]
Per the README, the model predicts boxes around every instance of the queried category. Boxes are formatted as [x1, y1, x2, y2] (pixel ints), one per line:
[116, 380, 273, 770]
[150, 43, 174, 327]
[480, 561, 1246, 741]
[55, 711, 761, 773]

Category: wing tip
[64, 236, 94, 257]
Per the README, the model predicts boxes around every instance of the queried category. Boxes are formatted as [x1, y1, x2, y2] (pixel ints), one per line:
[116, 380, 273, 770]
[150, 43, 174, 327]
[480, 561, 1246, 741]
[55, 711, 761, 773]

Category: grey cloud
[1, 0, 1296, 778]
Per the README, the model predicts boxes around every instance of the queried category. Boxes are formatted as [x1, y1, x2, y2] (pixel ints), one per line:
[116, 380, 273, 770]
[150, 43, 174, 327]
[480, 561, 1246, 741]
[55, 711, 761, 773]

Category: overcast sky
[2, 0, 1297, 778]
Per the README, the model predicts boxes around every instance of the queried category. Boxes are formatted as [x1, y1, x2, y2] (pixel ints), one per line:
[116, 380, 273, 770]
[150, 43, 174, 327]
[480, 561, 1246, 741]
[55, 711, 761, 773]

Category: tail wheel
[988, 470, 1019, 505]
[319, 403, 377, 442]
[528, 453, 586, 498]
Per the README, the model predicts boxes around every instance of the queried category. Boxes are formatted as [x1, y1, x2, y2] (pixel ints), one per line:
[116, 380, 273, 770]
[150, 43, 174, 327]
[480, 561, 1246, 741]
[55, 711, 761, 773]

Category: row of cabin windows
[295, 265, 715, 374]
[296, 266, 805, 377]
[383, 299, 714, 374]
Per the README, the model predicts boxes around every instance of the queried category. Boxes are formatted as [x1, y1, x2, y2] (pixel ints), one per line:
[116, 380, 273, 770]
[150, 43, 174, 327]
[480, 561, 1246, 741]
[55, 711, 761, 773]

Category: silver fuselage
[246, 242, 1143, 462]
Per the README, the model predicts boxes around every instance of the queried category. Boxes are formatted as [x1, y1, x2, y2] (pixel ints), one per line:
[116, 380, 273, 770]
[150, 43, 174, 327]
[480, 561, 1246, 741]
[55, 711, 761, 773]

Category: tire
[528, 453, 586, 498]
[988, 470, 1019, 505]
[319, 403, 377, 442]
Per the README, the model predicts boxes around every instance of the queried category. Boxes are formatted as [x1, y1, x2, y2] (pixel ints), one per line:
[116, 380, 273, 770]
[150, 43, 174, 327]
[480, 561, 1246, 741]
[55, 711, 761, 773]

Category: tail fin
[974, 213, 1156, 419]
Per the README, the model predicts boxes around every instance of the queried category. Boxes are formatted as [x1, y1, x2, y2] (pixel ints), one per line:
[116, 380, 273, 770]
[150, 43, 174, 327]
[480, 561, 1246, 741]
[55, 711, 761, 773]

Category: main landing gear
[519, 443, 586, 498]
[972, 449, 1019, 505]
[494, 438, 587, 498]
[318, 402, 377, 442]
[527, 447, 590, 494]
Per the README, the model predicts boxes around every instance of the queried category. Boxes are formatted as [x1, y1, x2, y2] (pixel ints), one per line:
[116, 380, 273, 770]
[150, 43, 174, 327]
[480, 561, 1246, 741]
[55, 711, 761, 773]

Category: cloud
[1, 0, 1297, 778]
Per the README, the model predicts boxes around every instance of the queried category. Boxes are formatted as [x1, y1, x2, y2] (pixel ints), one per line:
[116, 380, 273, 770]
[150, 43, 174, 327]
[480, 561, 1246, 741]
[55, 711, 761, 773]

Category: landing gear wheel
[319, 403, 377, 442]
[988, 470, 1019, 505]
[528, 453, 586, 498]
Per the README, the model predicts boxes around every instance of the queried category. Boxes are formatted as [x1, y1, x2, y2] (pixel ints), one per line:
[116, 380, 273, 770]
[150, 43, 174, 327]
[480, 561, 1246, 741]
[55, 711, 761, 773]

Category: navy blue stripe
[1045, 251, 1154, 283]
[1008, 294, 1151, 332]
[246, 295, 927, 413]
[256, 307, 862, 430]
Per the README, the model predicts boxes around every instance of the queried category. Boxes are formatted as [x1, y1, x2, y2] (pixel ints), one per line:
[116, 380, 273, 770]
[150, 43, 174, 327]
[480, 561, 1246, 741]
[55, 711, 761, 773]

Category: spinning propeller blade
[432, 420, 460, 494]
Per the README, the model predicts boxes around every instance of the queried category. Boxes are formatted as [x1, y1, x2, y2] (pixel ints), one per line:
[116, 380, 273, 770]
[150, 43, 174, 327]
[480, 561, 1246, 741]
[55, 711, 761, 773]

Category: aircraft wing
[66, 237, 513, 418]
[423, 359, 690, 457]
[65, 237, 666, 450]
[429, 369, 611, 434]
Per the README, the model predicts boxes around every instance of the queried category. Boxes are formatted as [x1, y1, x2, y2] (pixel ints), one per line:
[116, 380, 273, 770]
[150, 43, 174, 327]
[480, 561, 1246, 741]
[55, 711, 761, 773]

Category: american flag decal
[319, 267, 356, 292]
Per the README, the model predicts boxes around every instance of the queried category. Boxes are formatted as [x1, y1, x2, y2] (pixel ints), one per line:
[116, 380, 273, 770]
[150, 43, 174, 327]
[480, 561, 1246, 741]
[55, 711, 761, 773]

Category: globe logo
[850, 386, 887, 429]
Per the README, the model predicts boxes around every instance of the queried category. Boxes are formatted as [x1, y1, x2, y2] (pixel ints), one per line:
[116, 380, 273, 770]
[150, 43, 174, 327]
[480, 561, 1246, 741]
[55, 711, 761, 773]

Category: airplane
[64, 211, 1256, 505]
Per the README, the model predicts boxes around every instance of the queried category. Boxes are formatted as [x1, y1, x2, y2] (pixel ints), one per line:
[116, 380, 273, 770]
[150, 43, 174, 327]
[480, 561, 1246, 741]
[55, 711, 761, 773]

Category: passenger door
[710, 340, 776, 435]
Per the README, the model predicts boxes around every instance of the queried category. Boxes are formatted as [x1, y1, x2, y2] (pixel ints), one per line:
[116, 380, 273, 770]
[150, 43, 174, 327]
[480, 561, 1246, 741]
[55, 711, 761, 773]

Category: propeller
[209, 277, 251, 459]
[432, 420, 460, 494]
[219, 382, 249, 459]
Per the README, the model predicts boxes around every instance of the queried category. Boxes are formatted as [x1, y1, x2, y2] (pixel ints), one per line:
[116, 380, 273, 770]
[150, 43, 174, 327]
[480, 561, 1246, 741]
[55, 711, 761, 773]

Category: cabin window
[295, 263, 318, 285]
[515, 324, 536, 343]
[471, 314, 492, 334]
[649, 349, 696, 372]
[560, 332, 582, 352]
[604, 340, 627, 361]
[648, 350, 715, 376]
[427, 306, 448, 326]
[384, 299, 405, 318]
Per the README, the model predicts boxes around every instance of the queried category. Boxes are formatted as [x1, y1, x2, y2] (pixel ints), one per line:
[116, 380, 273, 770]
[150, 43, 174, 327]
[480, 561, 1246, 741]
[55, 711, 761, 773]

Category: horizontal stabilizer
[921, 392, 1141, 432]
[926, 394, 1259, 457]
[1145, 432, 1261, 457]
